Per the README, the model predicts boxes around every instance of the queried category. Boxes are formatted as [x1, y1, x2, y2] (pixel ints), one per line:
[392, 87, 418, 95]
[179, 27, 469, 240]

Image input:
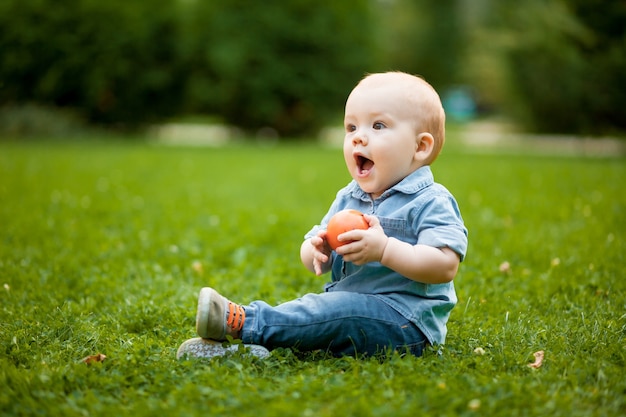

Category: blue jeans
[240, 291, 428, 357]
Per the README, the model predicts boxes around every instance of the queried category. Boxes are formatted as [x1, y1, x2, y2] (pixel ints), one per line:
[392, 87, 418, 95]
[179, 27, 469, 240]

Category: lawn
[1, 138, 624, 416]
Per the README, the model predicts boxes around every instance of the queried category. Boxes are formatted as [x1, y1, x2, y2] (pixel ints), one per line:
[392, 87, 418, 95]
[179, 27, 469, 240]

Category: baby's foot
[176, 337, 270, 359]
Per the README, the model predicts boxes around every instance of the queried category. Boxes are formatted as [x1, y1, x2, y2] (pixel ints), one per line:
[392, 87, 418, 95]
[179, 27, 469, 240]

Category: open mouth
[356, 154, 374, 175]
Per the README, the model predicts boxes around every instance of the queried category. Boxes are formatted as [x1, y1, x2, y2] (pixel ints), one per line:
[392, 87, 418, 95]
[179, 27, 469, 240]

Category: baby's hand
[335, 214, 388, 265]
[310, 230, 332, 276]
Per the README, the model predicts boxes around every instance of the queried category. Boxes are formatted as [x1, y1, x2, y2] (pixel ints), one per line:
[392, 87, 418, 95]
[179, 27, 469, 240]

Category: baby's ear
[414, 132, 435, 161]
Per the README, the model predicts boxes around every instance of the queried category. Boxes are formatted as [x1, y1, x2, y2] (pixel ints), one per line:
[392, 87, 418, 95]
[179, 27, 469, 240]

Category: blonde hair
[356, 72, 446, 163]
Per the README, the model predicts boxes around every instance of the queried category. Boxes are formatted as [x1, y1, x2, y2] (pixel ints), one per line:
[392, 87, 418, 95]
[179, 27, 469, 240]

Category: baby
[178, 71, 468, 359]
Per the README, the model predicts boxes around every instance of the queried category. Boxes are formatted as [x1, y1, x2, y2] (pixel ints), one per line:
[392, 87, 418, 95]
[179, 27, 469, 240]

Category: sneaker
[196, 287, 245, 341]
[176, 337, 270, 360]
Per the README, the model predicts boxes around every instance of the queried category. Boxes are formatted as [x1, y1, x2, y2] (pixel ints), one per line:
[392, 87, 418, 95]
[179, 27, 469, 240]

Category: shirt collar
[348, 165, 434, 201]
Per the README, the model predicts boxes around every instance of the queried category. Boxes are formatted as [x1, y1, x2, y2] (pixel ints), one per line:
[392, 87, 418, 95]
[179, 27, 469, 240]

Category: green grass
[1, 139, 625, 416]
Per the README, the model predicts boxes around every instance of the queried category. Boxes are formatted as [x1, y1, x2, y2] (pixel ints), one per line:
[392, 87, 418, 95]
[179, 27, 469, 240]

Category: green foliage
[0, 0, 185, 126]
[3, 0, 625, 137]
[484, 0, 626, 134]
[176, 0, 377, 137]
[377, 0, 466, 90]
[1, 139, 625, 416]
[0, 0, 376, 136]
[0, 103, 88, 138]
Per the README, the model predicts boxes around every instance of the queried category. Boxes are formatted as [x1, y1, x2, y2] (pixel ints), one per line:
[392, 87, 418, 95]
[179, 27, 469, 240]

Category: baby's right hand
[310, 230, 332, 276]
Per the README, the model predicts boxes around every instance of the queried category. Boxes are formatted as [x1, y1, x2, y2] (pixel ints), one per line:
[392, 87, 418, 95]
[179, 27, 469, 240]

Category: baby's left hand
[334, 214, 388, 265]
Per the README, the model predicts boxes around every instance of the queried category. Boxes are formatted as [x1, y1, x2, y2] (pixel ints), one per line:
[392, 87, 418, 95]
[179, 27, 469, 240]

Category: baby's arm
[300, 230, 333, 276]
[336, 214, 460, 284]
[380, 239, 460, 284]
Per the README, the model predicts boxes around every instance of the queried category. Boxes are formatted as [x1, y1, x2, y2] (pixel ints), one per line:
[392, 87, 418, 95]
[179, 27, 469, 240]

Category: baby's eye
[373, 121, 386, 130]
[346, 124, 356, 133]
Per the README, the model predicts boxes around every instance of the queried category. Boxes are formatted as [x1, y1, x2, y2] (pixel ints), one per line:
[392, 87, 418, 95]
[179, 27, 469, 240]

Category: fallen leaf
[191, 260, 204, 275]
[82, 353, 107, 364]
[468, 399, 481, 411]
[473, 347, 486, 355]
[527, 350, 544, 368]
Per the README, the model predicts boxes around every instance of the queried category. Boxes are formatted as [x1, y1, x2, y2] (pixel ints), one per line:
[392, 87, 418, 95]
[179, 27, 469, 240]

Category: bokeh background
[1, 0, 625, 139]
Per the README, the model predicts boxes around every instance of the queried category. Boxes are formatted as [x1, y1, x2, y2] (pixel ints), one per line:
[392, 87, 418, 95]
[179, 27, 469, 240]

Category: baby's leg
[241, 291, 428, 357]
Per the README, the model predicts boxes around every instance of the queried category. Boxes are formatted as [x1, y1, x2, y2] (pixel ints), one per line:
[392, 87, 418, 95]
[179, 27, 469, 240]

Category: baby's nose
[352, 130, 368, 146]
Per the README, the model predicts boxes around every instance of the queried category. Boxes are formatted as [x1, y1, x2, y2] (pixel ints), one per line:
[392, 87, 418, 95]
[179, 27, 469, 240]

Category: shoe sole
[176, 337, 270, 360]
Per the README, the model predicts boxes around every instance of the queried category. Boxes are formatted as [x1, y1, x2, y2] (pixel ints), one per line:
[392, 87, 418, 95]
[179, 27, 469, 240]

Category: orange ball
[326, 209, 369, 250]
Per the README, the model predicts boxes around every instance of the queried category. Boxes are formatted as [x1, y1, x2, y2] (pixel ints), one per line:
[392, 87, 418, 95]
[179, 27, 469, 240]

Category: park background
[1, 0, 625, 139]
[1, 1, 625, 416]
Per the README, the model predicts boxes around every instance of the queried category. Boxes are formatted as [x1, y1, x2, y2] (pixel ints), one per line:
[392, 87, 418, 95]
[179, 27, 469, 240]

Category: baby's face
[343, 82, 423, 199]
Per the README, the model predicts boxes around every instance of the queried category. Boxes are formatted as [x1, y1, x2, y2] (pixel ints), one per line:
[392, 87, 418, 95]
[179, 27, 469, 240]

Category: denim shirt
[305, 165, 468, 344]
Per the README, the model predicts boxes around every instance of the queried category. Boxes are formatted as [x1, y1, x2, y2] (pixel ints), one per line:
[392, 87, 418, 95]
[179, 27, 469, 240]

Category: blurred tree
[0, 0, 378, 136]
[377, 0, 466, 91]
[566, 0, 626, 134]
[0, 0, 185, 127]
[180, 0, 378, 137]
[482, 0, 626, 134]
[2, 0, 624, 137]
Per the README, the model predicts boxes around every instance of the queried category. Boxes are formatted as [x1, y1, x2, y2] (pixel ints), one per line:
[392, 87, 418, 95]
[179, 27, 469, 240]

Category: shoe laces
[226, 302, 245, 332]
